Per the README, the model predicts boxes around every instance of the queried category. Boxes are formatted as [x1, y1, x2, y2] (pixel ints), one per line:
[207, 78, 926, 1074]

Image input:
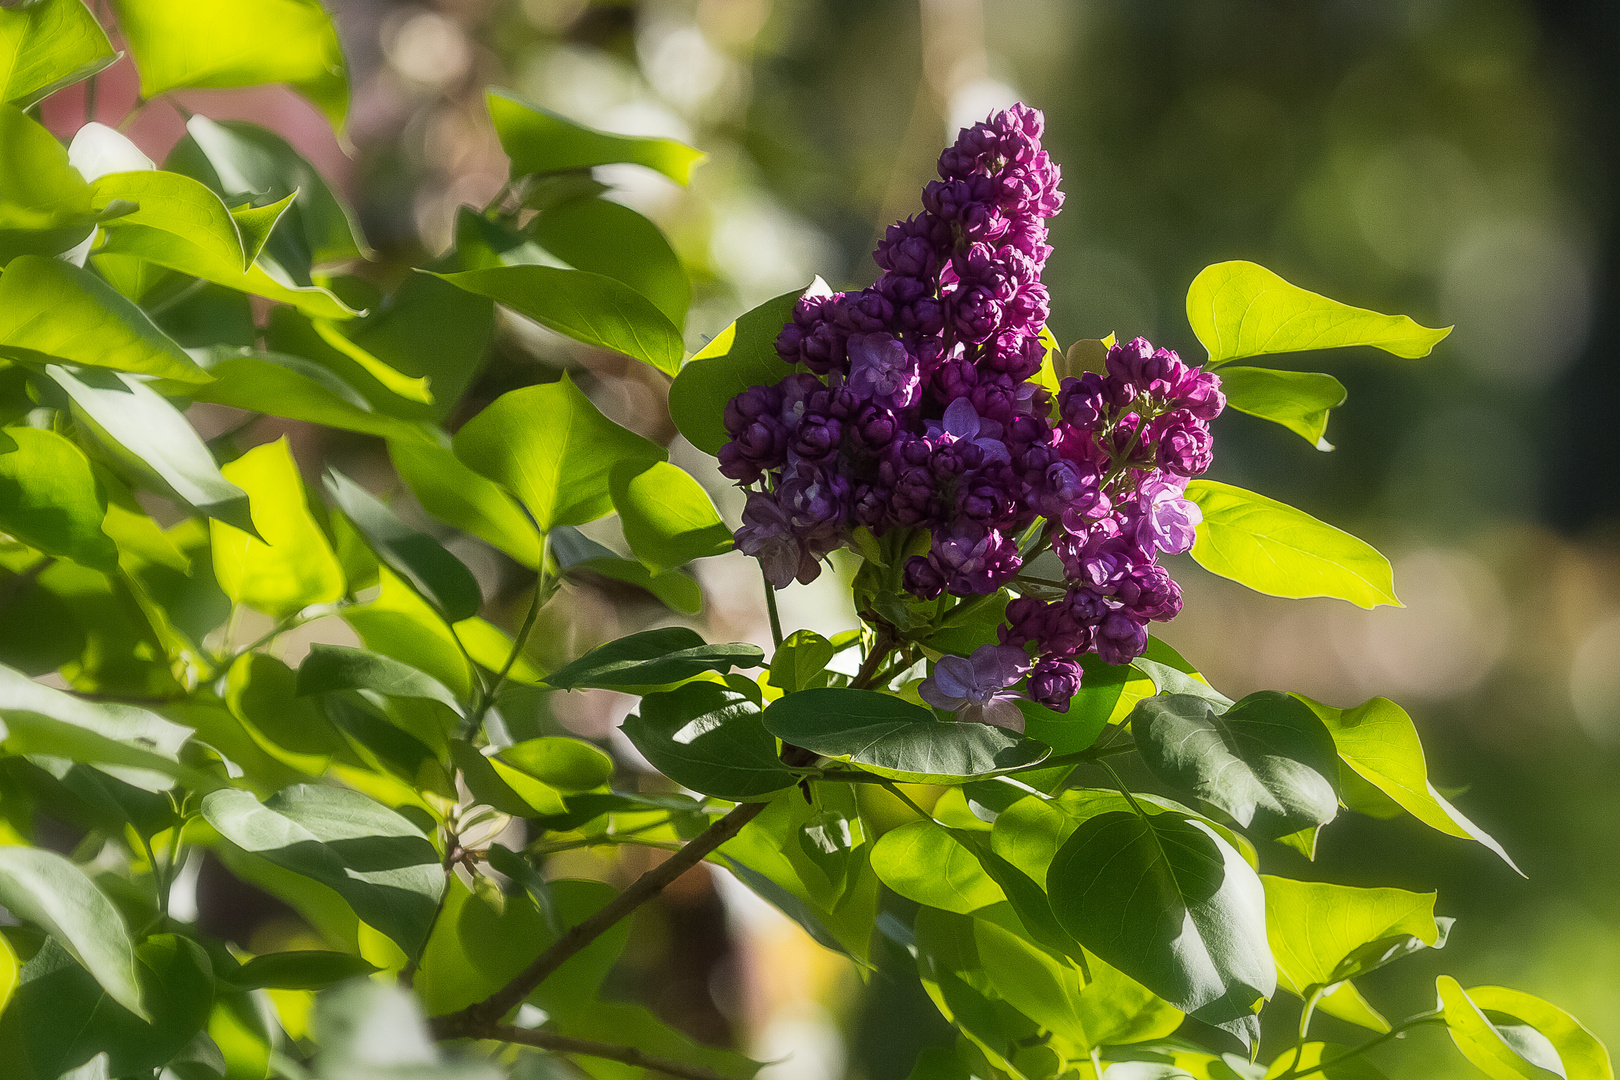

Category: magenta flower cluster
[721, 103, 1224, 716]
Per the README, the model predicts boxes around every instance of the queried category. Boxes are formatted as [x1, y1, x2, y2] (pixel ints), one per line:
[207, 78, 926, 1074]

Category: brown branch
[484, 1026, 742, 1080]
[430, 799, 768, 1039]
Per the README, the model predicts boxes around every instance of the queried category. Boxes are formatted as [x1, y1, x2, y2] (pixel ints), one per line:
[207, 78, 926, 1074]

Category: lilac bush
[723, 104, 1223, 717]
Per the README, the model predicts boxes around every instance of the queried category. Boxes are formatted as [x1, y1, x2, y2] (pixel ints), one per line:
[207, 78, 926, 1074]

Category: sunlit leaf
[624, 680, 795, 799]
[435, 264, 684, 375]
[296, 643, 465, 716]
[452, 373, 666, 532]
[0, 0, 116, 109]
[1186, 261, 1450, 365]
[489, 88, 705, 185]
[0, 846, 146, 1019]
[0, 103, 100, 265]
[497, 736, 614, 793]
[768, 630, 835, 694]
[763, 688, 1050, 783]
[1263, 1043, 1390, 1080]
[1218, 366, 1346, 449]
[871, 820, 1005, 912]
[184, 349, 433, 443]
[1298, 694, 1521, 874]
[1467, 985, 1614, 1080]
[1439, 976, 1563, 1080]
[202, 785, 444, 956]
[390, 438, 543, 569]
[610, 459, 734, 574]
[108, 0, 349, 130]
[224, 950, 378, 992]
[210, 437, 345, 617]
[668, 287, 804, 454]
[0, 426, 117, 569]
[550, 524, 703, 614]
[533, 194, 689, 329]
[1186, 480, 1399, 609]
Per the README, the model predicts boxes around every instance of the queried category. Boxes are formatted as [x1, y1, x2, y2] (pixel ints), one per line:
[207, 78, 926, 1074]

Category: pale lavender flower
[1135, 472, 1202, 555]
[919, 644, 1031, 731]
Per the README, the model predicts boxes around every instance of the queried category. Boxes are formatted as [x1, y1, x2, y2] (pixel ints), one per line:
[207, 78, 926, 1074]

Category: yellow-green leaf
[211, 437, 345, 617]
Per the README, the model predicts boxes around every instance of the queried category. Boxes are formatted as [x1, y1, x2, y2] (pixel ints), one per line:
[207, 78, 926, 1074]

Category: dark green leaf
[323, 468, 481, 622]
[0, 0, 116, 109]
[625, 681, 795, 799]
[202, 784, 445, 956]
[763, 688, 1050, 783]
[0, 426, 117, 569]
[548, 627, 764, 691]
[1047, 810, 1274, 1043]
[452, 373, 666, 533]
[44, 364, 254, 534]
[1219, 367, 1347, 450]
[489, 88, 705, 185]
[610, 459, 734, 573]
[533, 195, 689, 329]
[297, 643, 465, 715]
[0, 256, 209, 383]
[107, 0, 349, 131]
[435, 264, 684, 375]
[226, 950, 379, 992]
[1186, 480, 1400, 609]
[551, 525, 703, 614]
[668, 288, 804, 454]
[497, 736, 615, 792]
[1132, 690, 1339, 839]
[0, 847, 145, 1018]
[1186, 261, 1450, 365]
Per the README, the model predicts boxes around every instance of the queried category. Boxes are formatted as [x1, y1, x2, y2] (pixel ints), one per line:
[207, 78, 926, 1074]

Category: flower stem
[762, 566, 784, 649]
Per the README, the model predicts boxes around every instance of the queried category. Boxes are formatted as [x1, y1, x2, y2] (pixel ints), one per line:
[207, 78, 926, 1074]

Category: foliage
[0, 5, 1607, 1080]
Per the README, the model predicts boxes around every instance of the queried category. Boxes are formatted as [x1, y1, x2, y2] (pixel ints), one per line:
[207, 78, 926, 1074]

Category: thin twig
[1286, 1012, 1445, 1080]
[849, 627, 894, 690]
[467, 536, 550, 737]
[762, 566, 784, 650]
[430, 800, 767, 1039]
[483, 1026, 741, 1080]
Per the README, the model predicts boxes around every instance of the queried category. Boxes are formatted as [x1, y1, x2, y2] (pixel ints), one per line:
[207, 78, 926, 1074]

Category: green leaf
[1185, 261, 1450, 365]
[1217, 367, 1347, 450]
[311, 979, 501, 1079]
[0, 934, 14, 1017]
[0, 255, 209, 383]
[1263, 1044, 1390, 1080]
[1439, 977, 1564, 1080]
[211, 437, 345, 616]
[533, 194, 689, 330]
[624, 680, 795, 799]
[341, 564, 475, 701]
[225, 950, 378, 991]
[91, 170, 358, 318]
[390, 439, 544, 569]
[1186, 480, 1400, 609]
[769, 630, 835, 694]
[551, 524, 703, 614]
[497, 736, 614, 793]
[44, 364, 254, 533]
[107, 0, 349, 131]
[0, 846, 146, 1019]
[0, 0, 116, 108]
[1047, 810, 1274, 1042]
[323, 468, 481, 622]
[452, 373, 666, 532]
[202, 784, 445, 956]
[668, 287, 803, 454]
[488, 88, 705, 185]
[1262, 876, 1441, 1029]
[1298, 694, 1521, 874]
[0, 426, 117, 569]
[870, 820, 1005, 912]
[169, 114, 367, 266]
[0, 660, 197, 791]
[548, 627, 764, 691]
[912, 906, 1042, 1078]
[763, 688, 1050, 783]
[185, 350, 432, 443]
[435, 265, 684, 375]
[0, 103, 99, 265]
[610, 459, 734, 574]
[1132, 690, 1340, 839]
[297, 643, 465, 716]
[1467, 986, 1614, 1080]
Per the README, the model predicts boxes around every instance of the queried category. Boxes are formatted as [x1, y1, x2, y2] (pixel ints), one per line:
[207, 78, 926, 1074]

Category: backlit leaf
[225, 950, 378, 991]
[489, 88, 705, 185]
[497, 736, 614, 792]
[610, 459, 734, 574]
[296, 643, 464, 716]
[668, 287, 804, 454]
[1467, 986, 1614, 1080]
[0, 0, 116, 108]
[1439, 976, 1562, 1080]
[0, 426, 117, 569]
[870, 820, 1005, 912]
[1186, 480, 1399, 609]
[1218, 366, 1346, 450]
[0, 103, 100, 265]
[1186, 261, 1450, 365]
[390, 439, 543, 569]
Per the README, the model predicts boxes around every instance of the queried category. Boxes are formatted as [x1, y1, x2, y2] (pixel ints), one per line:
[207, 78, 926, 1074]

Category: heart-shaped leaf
[623, 680, 794, 800]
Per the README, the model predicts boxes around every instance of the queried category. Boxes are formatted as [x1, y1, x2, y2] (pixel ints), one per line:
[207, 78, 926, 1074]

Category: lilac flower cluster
[721, 103, 1224, 717]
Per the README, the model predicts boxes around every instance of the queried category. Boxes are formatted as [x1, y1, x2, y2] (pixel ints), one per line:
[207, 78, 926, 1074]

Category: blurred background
[40, 0, 1620, 1076]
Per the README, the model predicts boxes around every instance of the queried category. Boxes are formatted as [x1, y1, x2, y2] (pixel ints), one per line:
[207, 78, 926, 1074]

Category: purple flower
[1096, 610, 1149, 667]
[1152, 411, 1215, 477]
[1134, 472, 1202, 554]
[735, 490, 824, 588]
[932, 397, 1011, 466]
[919, 644, 1031, 731]
[846, 333, 922, 409]
[1028, 657, 1083, 711]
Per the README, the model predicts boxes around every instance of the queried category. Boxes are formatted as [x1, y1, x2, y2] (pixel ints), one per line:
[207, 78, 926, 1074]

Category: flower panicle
[721, 102, 1225, 720]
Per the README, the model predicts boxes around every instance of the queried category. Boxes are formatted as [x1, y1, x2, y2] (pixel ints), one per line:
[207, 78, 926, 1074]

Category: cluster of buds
[720, 103, 1224, 718]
